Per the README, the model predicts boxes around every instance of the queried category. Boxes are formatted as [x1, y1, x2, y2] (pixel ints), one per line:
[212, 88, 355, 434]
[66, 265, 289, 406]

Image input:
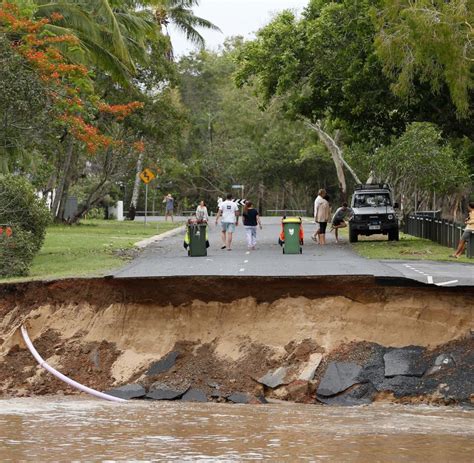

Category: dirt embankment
[0, 277, 472, 405]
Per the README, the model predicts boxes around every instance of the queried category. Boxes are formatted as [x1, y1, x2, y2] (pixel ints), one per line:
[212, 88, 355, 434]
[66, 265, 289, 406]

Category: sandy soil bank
[0, 277, 472, 404]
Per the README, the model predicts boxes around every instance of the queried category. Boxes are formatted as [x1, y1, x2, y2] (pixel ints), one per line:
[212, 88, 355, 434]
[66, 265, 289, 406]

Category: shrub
[0, 175, 51, 276]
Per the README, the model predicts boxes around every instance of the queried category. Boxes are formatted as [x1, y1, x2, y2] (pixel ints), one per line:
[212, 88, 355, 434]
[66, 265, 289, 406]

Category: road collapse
[0, 276, 472, 406]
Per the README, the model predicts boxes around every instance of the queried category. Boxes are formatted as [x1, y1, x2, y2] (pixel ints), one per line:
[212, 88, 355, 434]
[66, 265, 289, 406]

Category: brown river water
[0, 398, 473, 461]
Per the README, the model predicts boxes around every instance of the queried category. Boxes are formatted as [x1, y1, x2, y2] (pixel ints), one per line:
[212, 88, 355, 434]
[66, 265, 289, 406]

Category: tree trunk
[258, 182, 265, 216]
[130, 151, 144, 209]
[52, 137, 74, 220]
[303, 119, 362, 202]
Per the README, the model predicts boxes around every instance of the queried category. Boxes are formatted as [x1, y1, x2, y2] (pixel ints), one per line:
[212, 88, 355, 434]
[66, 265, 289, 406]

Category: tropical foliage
[1, 0, 473, 277]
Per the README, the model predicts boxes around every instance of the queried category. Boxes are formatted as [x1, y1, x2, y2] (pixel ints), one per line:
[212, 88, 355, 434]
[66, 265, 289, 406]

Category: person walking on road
[330, 202, 353, 243]
[163, 193, 174, 222]
[452, 201, 474, 258]
[196, 200, 209, 222]
[215, 193, 239, 250]
[312, 189, 330, 244]
[243, 201, 262, 250]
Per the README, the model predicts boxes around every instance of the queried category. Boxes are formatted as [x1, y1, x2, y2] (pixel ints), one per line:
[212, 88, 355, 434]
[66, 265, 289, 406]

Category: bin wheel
[300, 248, 302, 254]
[283, 248, 285, 254]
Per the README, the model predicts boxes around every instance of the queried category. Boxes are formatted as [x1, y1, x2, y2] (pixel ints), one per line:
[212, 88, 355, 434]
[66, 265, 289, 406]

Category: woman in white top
[195, 200, 209, 222]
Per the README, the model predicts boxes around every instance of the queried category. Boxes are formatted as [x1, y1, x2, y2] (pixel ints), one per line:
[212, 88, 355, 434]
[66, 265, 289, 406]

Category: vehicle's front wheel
[349, 227, 358, 243]
[388, 228, 399, 241]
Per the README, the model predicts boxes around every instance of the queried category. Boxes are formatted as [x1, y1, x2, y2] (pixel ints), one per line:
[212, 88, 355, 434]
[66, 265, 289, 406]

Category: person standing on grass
[313, 189, 330, 245]
[330, 202, 354, 243]
[452, 202, 474, 258]
[243, 201, 262, 250]
[196, 200, 209, 222]
[215, 193, 239, 251]
[163, 193, 174, 222]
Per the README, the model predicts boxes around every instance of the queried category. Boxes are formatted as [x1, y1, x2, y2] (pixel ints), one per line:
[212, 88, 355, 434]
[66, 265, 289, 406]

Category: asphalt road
[113, 217, 473, 286]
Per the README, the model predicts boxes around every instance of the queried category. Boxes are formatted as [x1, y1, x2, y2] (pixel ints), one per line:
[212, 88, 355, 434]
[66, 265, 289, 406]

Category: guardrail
[404, 215, 474, 258]
[266, 209, 307, 217]
[132, 210, 215, 217]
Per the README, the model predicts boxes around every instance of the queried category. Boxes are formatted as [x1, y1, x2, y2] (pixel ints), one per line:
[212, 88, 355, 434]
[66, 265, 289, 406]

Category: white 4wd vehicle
[349, 184, 399, 243]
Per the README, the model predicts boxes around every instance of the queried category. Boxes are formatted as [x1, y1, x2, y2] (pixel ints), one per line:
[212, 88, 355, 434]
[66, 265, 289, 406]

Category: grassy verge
[1, 219, 181, 282]
[350, 231, 472, 264]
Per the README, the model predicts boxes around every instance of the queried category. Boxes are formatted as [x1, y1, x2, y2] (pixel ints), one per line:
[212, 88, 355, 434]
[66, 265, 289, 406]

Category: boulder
[105, 384, 146, 400]
[146, 351, 179, 376]
[258, 367, 289, 388]
[384, 347, 426, 377]
[317, 383, 377, 406]
[227, 392, 251, 404]
[181, 388, 207, 403]
[146, 382, 188, 401]
[317, 362, 362, 397]
[434, 354, 456, 367]
[298, 353, 323, 381]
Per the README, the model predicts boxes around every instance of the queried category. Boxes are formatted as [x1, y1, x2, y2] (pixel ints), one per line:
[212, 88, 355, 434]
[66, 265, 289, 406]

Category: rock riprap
[105, 384, 146, 400]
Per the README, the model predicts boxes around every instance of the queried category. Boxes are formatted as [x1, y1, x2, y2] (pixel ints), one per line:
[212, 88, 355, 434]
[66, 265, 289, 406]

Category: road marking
[436, 280, 459, 287]
[427, 276, 434, 284]
[239, 268, 245, 272]
[245, 251, 250, 255]
[244, 260, 249, 263]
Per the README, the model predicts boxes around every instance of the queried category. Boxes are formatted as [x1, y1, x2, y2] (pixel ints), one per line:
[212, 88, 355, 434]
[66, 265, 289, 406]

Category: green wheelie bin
[281, 217, 303, 254]
[186, 223, 208, 257]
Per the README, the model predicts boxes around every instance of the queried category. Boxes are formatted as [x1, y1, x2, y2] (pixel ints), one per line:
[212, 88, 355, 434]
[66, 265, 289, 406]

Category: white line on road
[427, 276, 434, 284]
[436, 280, 459, 287]
[245, 251, 250, 255]
[244, 260, 249, 264]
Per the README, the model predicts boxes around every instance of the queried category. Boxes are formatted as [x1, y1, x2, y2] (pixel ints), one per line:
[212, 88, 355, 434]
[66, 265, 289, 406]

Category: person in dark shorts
[452, 201, 474, 258]
[330, 202, 354, 243]
[163, 193, 174, 222]
[242, 201, 262, 250]
[313, 190, 330, 245]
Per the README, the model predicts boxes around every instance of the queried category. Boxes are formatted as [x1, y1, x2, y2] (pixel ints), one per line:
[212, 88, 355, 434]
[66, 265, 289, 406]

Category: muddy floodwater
[0, 398, 473, 461]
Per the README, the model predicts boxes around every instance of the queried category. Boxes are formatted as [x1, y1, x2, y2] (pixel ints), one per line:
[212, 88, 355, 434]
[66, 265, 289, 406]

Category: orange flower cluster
[133, 140, 146, 153]
[1, 3, 145, 155]
[50, 12, 64, 22]
[61, 115, 114, 154]
[98, 102, 145, 120]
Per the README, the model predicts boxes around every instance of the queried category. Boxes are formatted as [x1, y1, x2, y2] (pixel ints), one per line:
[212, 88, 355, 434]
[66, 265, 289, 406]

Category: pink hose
[21, 325, 126, 403]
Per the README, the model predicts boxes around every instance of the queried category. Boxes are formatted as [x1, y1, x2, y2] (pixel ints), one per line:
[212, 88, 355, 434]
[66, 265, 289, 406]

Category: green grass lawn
[350, 231, 472, 264]
[2, 219, 180, 282]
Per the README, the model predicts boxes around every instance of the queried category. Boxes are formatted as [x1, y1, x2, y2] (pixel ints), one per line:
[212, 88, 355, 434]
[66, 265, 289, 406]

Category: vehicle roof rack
[354, 183, 391, 191]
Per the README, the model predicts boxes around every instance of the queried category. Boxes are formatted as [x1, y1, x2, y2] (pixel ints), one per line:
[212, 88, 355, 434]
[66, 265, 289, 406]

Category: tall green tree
[375, 0, 474, 118]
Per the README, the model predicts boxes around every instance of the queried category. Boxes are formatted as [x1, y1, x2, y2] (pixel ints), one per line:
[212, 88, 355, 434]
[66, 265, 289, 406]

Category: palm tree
[140, 0, 221, 48]
[33, 0, 160, 85]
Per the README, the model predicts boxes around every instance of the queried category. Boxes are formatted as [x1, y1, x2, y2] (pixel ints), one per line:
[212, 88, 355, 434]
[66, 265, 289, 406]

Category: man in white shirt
[215, 193, 239, 250]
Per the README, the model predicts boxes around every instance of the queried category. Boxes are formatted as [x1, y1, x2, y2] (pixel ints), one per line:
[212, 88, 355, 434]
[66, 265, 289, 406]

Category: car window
[354, 193, 391, 207]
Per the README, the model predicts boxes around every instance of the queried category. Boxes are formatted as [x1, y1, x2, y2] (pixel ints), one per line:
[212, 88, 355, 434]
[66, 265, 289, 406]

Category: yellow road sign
[140, 168, 155, 184]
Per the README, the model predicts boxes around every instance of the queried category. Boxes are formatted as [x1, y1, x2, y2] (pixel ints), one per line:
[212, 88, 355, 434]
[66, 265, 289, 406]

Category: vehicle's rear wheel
[349, 227, 358, 243]
[388, 228, 399, 241]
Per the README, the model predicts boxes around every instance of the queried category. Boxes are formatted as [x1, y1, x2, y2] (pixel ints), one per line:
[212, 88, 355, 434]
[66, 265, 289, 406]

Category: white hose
[20, 325, 126, 403]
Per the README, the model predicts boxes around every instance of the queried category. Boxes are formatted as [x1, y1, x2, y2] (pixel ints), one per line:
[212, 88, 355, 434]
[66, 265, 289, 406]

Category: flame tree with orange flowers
[0, 3, 146, 221]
